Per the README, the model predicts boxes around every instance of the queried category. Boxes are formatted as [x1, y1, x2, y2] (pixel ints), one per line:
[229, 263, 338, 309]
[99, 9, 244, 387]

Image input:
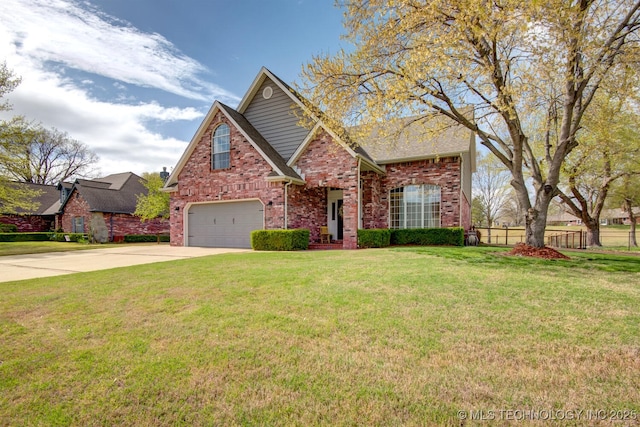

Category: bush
[123, 234, 170, 243]
[391, 227, 464, 246]
[0, 232, 52, 242]
[49, 233, 89, 242]
[0, 223, 18, 233]
[358, 229, 391, 248]
[251, 229, 309, 251]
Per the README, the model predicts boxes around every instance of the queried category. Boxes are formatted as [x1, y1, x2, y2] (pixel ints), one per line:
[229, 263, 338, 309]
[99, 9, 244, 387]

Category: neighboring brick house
[0, 182, 60, 232]
[57, 172, 169, 242]
[164, 67, 475, 249]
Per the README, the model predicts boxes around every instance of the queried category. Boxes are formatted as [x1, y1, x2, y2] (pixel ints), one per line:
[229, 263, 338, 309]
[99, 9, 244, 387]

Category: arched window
[389, 184, 441, 229]
[212, 124, 230, 170]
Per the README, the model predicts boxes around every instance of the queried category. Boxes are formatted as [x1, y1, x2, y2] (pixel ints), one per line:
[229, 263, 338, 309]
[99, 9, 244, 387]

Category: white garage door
[187, 201, 264, 248]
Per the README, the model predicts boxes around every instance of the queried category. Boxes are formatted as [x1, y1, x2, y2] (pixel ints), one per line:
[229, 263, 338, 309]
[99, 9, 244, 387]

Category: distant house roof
[602, 207, 640, 219]
[0, 182, 61, 216]
[61, 172, 146, 214]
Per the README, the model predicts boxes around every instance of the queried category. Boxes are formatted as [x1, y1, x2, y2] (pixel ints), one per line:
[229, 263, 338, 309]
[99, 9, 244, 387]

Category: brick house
[0, 182, 60, 232]
[164, 68, 475, 249]
[57, 172, 169, 242]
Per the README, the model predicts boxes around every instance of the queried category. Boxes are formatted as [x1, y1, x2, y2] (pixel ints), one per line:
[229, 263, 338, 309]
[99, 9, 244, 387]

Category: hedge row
[0, 232, 52, 242]
[357, 229, 392, 248]
[391, 227, 465, 246]
[251, 229, 309, 251]
[357, 227, 464, 248]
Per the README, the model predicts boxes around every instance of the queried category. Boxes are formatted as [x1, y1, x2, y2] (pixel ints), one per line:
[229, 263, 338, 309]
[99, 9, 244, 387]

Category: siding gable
[243, 77, 311, 162]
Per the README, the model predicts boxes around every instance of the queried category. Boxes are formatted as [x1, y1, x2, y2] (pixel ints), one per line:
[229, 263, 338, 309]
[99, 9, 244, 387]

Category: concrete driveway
[0, 245, 249, 283]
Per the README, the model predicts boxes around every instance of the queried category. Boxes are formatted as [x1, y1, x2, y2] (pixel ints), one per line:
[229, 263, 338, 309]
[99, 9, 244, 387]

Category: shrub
[0, 223, 18, 233]
[251, 229, 309, 251]
[123, 234, 170, 243]
[358, 229, 391, 248]
[391, 227, 464, 246]
[0, 232, 52, 242]
[49, 233, 89, 242]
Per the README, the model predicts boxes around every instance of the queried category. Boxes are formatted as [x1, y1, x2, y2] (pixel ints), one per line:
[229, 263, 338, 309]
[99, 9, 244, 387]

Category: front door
[327, 189, 343, 241]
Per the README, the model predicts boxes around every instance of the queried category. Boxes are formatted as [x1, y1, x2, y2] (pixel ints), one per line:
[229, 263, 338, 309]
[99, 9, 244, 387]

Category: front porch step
[308, 241, 343, 250]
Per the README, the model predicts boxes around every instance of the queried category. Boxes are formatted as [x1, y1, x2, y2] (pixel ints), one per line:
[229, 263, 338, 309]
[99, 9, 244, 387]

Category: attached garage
[186, 200, 264, 248]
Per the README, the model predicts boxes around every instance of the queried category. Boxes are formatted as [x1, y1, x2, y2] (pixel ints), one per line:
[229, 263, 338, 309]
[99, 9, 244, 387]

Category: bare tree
[0, 117, 99, 185]
[473, 152, 511, 242]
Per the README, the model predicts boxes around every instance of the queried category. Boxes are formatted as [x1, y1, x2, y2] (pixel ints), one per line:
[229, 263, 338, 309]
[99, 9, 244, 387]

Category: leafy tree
[134, 172, 170, 221]
[0, 62, 41, 213]
[471, 196, 485, 226]
[556, 88, 640, 246]
[301, 0, 640, 247]
[0, 116, 99, 185]
[608, 167, 640, 247]
[472, 152, 511, 242]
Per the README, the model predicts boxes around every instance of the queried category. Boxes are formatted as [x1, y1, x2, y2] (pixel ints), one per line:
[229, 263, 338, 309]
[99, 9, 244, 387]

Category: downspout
[284, 180, 292, 229]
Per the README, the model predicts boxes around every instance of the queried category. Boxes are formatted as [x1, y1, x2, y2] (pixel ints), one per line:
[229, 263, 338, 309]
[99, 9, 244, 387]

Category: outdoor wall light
[267, 201, 273, 206]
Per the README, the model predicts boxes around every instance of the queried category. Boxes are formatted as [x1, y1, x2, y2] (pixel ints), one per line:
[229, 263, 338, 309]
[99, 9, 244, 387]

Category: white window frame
[212, 124, 230, 170]
[389, 184, 441, 229]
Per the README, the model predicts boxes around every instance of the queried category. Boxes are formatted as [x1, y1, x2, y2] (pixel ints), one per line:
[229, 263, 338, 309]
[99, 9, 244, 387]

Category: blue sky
[0, 0, 347, 177]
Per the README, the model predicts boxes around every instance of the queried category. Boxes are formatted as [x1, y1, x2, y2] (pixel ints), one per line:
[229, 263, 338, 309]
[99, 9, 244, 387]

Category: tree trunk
[525, 208, 548, 248]
[584, 218, 602, 247]
[625, 198, 638, 247]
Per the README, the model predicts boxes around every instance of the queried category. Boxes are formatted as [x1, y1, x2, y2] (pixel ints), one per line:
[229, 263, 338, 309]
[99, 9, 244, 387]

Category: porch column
[342, 187, 359, 249]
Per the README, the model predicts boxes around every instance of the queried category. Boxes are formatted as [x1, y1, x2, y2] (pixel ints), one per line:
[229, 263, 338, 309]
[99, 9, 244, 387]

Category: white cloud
[0, 0, 240, 177]
[0, 0, 238, 102]
[0, 65, 201, 176]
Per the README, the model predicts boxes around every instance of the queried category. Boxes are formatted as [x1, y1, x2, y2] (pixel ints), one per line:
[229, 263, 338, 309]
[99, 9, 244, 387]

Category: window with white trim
[389, 184, 441, 228]
[212, 124, 230, 170]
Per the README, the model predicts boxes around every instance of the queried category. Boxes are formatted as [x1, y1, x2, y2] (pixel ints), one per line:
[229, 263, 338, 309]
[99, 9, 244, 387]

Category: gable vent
[262, 86, 273, 99]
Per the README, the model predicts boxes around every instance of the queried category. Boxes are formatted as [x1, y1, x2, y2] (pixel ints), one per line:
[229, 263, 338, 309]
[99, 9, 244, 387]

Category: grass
[1, 247, 639, 425]
[0, 241, 123, 257]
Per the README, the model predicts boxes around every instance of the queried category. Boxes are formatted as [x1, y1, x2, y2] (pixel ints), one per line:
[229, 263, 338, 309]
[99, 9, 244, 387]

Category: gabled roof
[164, 99, 304, 188]
[0, 182, 61, 216]
[238, 67, 378, 167]
[218, 103, 303, 181]
[354, 116, 474, 164]
[61, 172, 146, 214]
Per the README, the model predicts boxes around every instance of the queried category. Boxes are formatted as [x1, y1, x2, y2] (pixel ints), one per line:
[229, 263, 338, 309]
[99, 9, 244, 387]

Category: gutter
[284, 180, 293, 229]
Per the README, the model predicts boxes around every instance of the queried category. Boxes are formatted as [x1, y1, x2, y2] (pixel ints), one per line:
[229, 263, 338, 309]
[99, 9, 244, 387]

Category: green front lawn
[1, 247, 638, 425]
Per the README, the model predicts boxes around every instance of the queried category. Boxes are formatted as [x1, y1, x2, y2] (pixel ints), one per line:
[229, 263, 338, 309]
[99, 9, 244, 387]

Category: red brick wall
[0, 214, 55, 232]
[361, 171, 385, 229]
[169, 110, 286, 246]
[60, 190, 90, 233]
[460, 191, 471, 230]
[287, 186, 326, 242]
[291, 129, 359, 249]
[103, 213, 169, 239]
[378, 157, 463, 228]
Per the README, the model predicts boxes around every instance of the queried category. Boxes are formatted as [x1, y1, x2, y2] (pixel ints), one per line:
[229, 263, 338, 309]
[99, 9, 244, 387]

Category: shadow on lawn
[396, 246, 640, 274]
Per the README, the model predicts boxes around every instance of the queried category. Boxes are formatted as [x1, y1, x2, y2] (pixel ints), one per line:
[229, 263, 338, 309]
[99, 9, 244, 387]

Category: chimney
[160, 166, 170, 182]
